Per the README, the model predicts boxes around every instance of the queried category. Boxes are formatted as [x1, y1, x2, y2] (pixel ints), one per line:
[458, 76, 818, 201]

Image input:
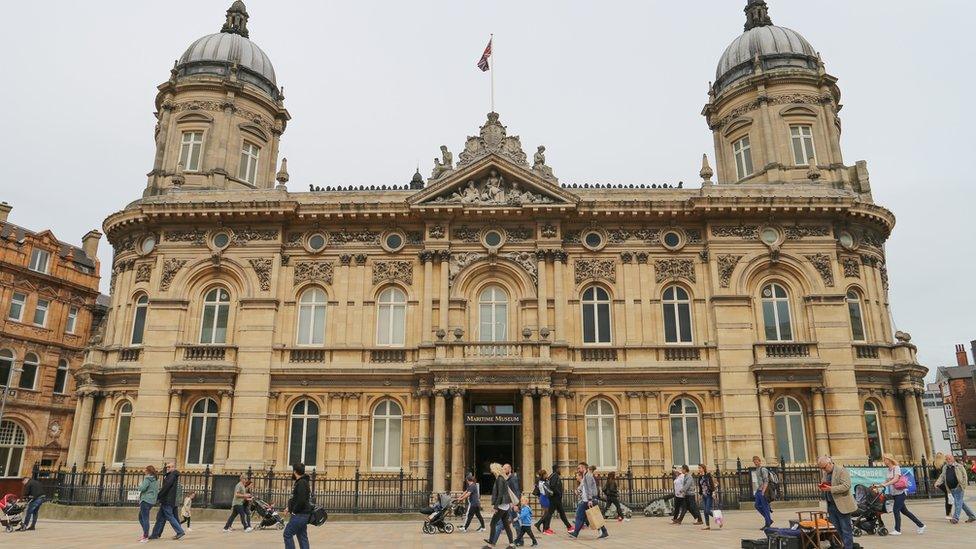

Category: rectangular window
[7, 292, 26, 321]
[54, 364, 69, 394]
[732, 136, 754, 180]
[33, 299, 49, 327]
[179, 131, 204, 172]
[239, 141, 260, 185]
[114, 415, 131, 463]
[790, 125, 816, 165]
[28, 249, 50, 274]
[66, 306, 78, 334]
[18, 363, 36, 390]
[848, 301, 865, 341]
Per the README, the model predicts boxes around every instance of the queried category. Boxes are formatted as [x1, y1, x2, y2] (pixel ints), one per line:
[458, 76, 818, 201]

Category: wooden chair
[795, 510, 841, 549]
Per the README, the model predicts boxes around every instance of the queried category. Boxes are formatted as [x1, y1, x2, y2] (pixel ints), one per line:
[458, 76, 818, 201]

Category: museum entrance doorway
[467, 399, 520, 496]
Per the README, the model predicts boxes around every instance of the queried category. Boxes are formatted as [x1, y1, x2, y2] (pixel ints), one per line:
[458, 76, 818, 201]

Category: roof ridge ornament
[221, 1, 250, 38]
[455, 112, 528, 171]
[744, 0, 773, 31]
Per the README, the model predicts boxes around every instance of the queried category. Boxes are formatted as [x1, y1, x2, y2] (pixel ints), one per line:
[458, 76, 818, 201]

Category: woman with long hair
[533, 469, 549, 532]
[933, 452, 952, 519]
[697, 464, 718, 530]
[603, 471, 625, 521]
[136, 465, 159, 543]
[878, 453, 925, 535]
[483, 462, 515, 549]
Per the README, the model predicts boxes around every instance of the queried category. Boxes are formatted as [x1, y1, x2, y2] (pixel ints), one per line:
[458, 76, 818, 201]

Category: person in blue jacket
[513, 495, 538, 546]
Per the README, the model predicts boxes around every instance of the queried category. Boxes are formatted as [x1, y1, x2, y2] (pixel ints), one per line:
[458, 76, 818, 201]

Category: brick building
[937, 342, 976, 456]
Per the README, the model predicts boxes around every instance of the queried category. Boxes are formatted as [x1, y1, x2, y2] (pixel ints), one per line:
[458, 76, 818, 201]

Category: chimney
[971, 340, 976, 366]
[0, 202, 11, 223]
[956, 344, 969, 366]
[82, 230, 102, 258]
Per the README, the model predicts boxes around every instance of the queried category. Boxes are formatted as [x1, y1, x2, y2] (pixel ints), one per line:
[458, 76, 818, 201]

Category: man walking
[936, 453, 976, 524]
[752, 456, 773, 529]
[568, 462, 608, 540]
[18, 476, 45, 531]
[149, 462, 185, 540]
[817, 456, 855, 549]
[493, 463, 521, 541]
[284, 462, 312, 549]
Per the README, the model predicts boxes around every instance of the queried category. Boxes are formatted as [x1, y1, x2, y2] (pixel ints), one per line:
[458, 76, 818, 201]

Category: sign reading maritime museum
[464, 413, 522, 426]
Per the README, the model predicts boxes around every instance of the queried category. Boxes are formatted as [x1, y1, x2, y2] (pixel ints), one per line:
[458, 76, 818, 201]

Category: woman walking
[933, 453, 952, 519]
[136, 465, 159, 543]
[603, 471, 625, 521]
[483, 462, 515, 549]
[532, 470, 550, 533]
[538, 468, 572, 534]
[670, 467, 685, 524]
[459, 474, 485, 532]
[877, 454, 924, 535]
[697, 464, 718, 530]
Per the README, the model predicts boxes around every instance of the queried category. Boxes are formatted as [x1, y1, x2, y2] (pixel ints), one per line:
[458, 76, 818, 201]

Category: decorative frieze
[428, 225, 445, 239]
[452, 226, 480, 242]
[330, 228, 380, 245]
[541, 223, 557, 238]
[173, 100, 277, 134]
[575, 259, 616, 284]
[784, 226, 830, 240]
[654, 258, 696, 283]
[159, 258, 187, 291]
[233, 227, 279, 244]
[710, 93, 828, 130]
[717, 254, 742, 288]
[372, 260, 413, 286]
[805, 253, 834, 287]
[506, 227, 533, 243]
[248, 258, 273, 290]
[711, 225, 758, 239]
[164, 229, 206, 244]
[842, 257, 860, 278]
[293, 261, 334, 285]
[134, 263, 153, 283]
[286, 232, 304, 246]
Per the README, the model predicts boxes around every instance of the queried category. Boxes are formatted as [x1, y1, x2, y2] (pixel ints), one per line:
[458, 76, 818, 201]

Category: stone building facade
[0, 202, 104, 479]
[68, 1, 929, 494]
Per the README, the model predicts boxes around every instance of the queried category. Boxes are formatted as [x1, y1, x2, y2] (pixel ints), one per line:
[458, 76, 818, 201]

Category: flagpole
[490, 33, 495, 112]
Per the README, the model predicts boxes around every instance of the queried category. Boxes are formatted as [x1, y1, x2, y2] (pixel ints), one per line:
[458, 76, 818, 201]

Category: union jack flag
[477, 38, 492, 71]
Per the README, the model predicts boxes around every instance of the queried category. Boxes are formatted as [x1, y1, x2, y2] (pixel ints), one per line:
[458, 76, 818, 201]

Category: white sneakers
[222, 528, 231, 533]
[917, 525, 926, 534]
[889, 531, 902, 536]
[244, 527, 254, 533]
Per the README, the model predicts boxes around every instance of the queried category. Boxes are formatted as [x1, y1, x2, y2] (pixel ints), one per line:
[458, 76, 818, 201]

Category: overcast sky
[1, 1, 972, 373]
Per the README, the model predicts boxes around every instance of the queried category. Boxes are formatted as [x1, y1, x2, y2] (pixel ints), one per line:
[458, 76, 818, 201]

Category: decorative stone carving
[430, 146, 454, 180]
[506, 227, 533, 243]
[842, 257, 860, 278]
[354, 253, 368, 266]
[330, 228, 380, 245]
[453, 226, 481, 242]
[635, 252, 649, 264]
[249, 258, 273, 290]
[504, 251, 538, 284]
[286, 232, 304, 246]
[428, 225, 445, 239]
[879, 262, 889, 290]
[784, 226, 830, 240]
[294, 261, 334, 285]
[532, 145, 557, 180]
[711, 225, 759, 239]
[159, 258, 187, 291]
[405, 231, 423, 245]
[432, 171, 554, 206]
[449, 252, 487, 283]
[654, 258, 696, 283]
[233, 227, 279, 243]
[805, 253, 834, 287]
[717, 255, 742, 288]
[620, 252, 633, 264]
[135, 263, 153, 283]
[173, 100, 277, 134]
[575, 259, 616, 284]
[686, 229, 704, 244]
[339, 254, 352, 266]
[418, 250, 434, 264]
[372, 261, 413, 285]
[457, 112, 529, 168]
[165, 229, 206, 244]
[541, 223, 557, 238]
[710, 93, 828, 130]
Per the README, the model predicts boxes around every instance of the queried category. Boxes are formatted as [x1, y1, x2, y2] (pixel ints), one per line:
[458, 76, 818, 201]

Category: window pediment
[779, 105, 818, 118]
[723, 116, 753, 137]
[176, 112, 213, 124]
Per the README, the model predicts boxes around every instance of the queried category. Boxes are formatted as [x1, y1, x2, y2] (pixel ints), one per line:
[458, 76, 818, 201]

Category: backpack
[309, 505, 328, 527]
[766, 469, 781, 501]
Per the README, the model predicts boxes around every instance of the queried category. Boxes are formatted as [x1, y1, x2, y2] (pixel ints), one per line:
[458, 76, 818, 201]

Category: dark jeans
[224, 503, 251, 529]
[701, 494, 714, 526]
[570, 501, 607, 538]
[149, 503, 185, 538]
[24, 496, 45, 528]
[464, 505, 484, 529]
[950, 486, 976, 521]
[138, 501, 152, 537]
[514, 524, 537, 545]
[827, 502, 853, 549]
[604, 495, 624, 518]
[488, 507, 514, 545]
[541, 496, 572, 530]
[754, 489, 773, 527]
[891, 492, 923, 532]
[492, 507, 516, 541]
[283, 513, 310, 549]
[672, 496, 684, 521]
[678, 494, 701, 522]
[179, 515, 191, 528]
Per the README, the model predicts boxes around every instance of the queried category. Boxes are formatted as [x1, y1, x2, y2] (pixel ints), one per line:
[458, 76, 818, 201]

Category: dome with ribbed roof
[714, 1, 818, 93]
[174, 2, 279, 99]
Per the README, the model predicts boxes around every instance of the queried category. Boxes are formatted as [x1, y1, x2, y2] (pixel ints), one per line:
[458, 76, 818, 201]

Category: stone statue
[430, 145, 454, 179]
[485, 170, 505, 202]
[461, 181, 481, 203]
[532, 145, 555, 179]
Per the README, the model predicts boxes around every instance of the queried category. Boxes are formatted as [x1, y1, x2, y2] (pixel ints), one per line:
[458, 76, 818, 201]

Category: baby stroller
[249, 498, 285, 530]
[419, 492, 455, 534]
[1, 494, 26, 533]
[852, 484, 888, 537]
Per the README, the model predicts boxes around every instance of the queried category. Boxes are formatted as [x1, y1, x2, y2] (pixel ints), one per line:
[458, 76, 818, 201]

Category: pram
[851, 484, 888, 537]
[1, 494, 26, 533]
[419, 492, 456, 534]
[249, 497, 285, 530]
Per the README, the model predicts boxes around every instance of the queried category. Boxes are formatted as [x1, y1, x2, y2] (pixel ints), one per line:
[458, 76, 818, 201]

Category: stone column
[421, 254, 434, 344]
[521, 389, 536, 492]
[538, 389, 554, 473]
[552, 252, 567, 342]
[757, 388, 776, 461]
[536, 251, 548, 331]
[645, 392, 663, 470]
[451, 388, 466, 491]
[439, 254, 450, 332]
[432, 390, 447, 493]
[162, 389, 182, 463]
[66, 392, 87, 465]
[626, 392, 645, 473]
[555, 390, 570, 474]
[811, 387, 831, 458]
[414, 389, 432, 479]
[214, 390, 234, 467]
[902, 389, 926, 462]
[68, 391, 96, 466]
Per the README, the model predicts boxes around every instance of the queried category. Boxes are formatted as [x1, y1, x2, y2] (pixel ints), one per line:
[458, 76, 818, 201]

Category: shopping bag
[712, 509, 724, 527]
[585, 504, 606, 530]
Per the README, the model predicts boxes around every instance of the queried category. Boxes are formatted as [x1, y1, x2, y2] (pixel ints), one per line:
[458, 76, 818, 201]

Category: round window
[760, 228, 780, 246]
[308, 233, 327, 252]
[140, 235, 156, 254]
[838, 231, 855, 250]
[663, 231, 681, 248]
[584, 232, 603, 249]
[212, 232, 231, 249]
[484, 230, 503, 248]
[385, 233, 403, 250]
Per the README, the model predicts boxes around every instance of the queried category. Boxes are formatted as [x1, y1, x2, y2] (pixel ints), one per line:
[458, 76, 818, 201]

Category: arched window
[585, 398, 617, 469]
[0, 350, 13, 388]
[761, 283, 793, 341]
[199, 287, 230, 344]
[864, 401, 883, 461]
[774, 396, 808, 462]
[846, 290, 866, 342]
[186, 398, 218, 465]
[663, 286, 693, 344]
[371, 400, 403, 470]
[376, 287, 407, 346]
[581, 286, 612, 344]
[53, 358, 69, 394]
[478, 286, 508, 342]
[296, 287, 327, 345]
[0, 420, 27, 478]
[18, 353, 38, 390]
[131, 294, 149, 345]
[289, 399, 319, 467]
[114, 402, 133, 464]
[669, 398, 702, 466]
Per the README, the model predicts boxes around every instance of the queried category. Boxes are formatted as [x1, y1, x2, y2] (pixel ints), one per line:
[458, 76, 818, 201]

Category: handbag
[585, 503, 606, 530]
[893, 474, 908, 491]
[712, 509, 724, 527]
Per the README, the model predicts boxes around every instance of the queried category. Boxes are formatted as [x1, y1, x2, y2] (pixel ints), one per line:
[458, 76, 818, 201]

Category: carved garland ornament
[710, 93, 829, 130]
[293, 261, 334, 285]
[233, 228, 279, 244]
[842, 257, 861, 278]
[784, 226, 831, 240]
[159, 258, 187, 291]
[173, 100, 277, 134]
[805, 254, 835, 287]
[248, 258, 273, 291]
[165, 229, 206, 244]
[448, 252, 486, 284]
[574, 259, 616, 284]
[504, 251, 538, 284]
[711, 225, 759, 239]
[135, 263, 153, 283]
[717, 254, 742, 288]
[654, 258, 696, 283]
[372, 261, 413, 286]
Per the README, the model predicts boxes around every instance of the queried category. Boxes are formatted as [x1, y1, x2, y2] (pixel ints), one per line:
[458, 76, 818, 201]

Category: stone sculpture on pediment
[448, 252, 487, 284]
[532, 145, 556, 181]
[457, 112, 529, 168]
[432, 170, 555, 206]
[430, 146, 454, 180]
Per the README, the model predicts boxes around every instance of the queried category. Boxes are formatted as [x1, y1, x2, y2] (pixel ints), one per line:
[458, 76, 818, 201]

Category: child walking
[178, 491, 195, 531]
[514, 495, 538, 546]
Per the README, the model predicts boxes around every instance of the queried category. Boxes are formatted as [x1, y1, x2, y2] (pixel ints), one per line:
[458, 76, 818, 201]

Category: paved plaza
[5, 499, 976, 548]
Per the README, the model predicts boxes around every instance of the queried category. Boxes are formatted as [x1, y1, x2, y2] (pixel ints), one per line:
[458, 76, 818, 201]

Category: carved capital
[625, 391, 644, 398]
[413, 388, 433, 398]
[519, 388, 537, 397]
[635, 252, 649, 264]
[811, 386, 827, 395]
[451, 387, 466, 397]
[620, 252, 634, 264]
[536, 388, 553, 397]
[433, 389, 450, 398]
[339, 254, 352, 266]
[418, 250, 434, 264]
[757, 387, 774, 397]
[168, 389, 183, 397]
